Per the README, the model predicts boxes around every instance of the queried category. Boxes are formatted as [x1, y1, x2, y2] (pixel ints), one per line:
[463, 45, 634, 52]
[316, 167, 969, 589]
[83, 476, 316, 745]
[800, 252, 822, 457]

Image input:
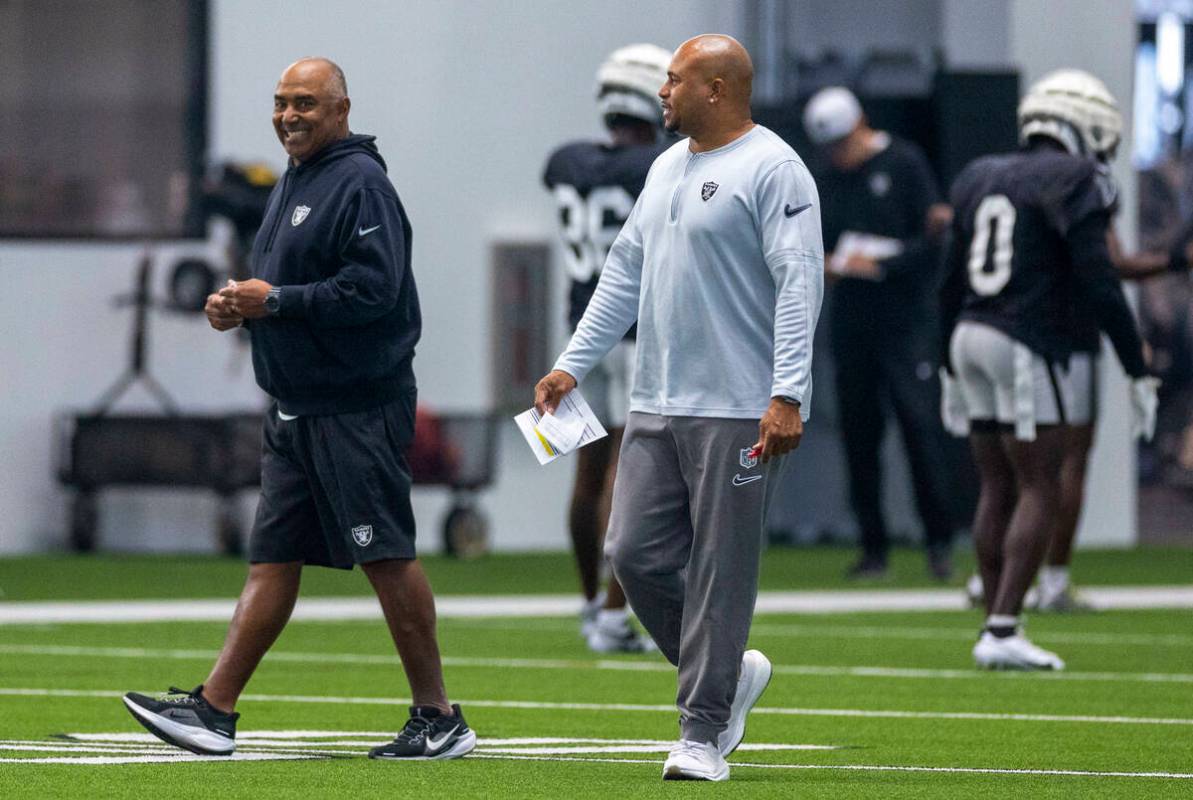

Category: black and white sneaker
[369, 704, 476, 761]
[122, 685, 238, 755]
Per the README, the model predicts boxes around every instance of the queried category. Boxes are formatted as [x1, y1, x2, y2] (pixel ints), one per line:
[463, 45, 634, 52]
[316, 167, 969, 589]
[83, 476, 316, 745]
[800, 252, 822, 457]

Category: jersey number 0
[967, 194, 1016, 297]
[553, 184, 635, 283]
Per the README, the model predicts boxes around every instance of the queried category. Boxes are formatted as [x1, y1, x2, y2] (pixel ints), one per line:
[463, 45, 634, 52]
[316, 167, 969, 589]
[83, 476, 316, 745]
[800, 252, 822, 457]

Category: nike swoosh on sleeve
[784, 203, 812, 218]
[358, 224, 382, 236]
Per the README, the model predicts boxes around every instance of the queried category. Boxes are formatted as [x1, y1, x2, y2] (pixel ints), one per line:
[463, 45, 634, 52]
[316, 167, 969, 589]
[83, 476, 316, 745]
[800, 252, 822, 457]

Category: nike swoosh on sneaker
[732, 474, 762, 486]
[358, 224, 382, 236]
[784, 203, 812, 218]
[424, 724, 460, 753]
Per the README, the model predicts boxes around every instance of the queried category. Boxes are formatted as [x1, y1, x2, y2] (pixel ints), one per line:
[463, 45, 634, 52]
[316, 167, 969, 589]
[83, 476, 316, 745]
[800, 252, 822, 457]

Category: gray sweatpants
[604, 411, 784, 744]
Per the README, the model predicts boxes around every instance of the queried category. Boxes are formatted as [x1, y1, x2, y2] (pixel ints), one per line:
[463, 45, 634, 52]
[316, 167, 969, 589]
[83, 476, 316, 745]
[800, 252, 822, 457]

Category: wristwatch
[775, 395, 801, 407]
[264, 287, 282, 316]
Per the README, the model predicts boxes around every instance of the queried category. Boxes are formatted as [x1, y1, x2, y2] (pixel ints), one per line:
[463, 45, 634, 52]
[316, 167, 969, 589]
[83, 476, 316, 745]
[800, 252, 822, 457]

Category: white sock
[1039, 566, 1070, 597]
[582, 590, 607, 614]
[985, 614, 1019, 637]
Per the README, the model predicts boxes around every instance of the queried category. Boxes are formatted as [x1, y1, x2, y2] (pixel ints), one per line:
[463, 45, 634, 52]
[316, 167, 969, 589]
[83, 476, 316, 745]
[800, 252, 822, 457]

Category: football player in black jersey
[960, 72, 1188, 614]
[541, 44, 671, 653]
[940, 68, 1156, 670]
[1024, 73, 1188, 612]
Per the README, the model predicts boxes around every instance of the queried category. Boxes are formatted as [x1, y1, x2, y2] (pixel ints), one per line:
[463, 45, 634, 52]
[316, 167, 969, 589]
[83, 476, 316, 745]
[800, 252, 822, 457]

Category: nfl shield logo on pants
[351, 524, 373, 547]
[701, 182, 719, 201]
[291, 205, 311, 226]
[739, 448, 758, 469]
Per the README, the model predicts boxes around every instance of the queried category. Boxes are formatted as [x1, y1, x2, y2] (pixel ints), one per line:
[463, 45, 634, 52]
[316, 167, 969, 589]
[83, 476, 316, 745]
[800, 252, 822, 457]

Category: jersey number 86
[553, 184, 636, 283]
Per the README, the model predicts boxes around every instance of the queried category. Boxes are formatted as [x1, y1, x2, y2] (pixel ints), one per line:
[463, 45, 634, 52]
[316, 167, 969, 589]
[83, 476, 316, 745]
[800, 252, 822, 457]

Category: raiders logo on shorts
[351, 524, 374, 547]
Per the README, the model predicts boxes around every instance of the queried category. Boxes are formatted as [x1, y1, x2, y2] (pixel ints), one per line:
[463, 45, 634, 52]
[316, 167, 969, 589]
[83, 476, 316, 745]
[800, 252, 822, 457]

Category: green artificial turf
[1, 551, 1191, 797]
[2, 545, 1191, 602]
[2, 610, 1192, 797]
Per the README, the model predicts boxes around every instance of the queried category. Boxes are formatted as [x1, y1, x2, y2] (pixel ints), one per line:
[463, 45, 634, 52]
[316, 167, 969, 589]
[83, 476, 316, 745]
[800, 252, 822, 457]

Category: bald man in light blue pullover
[535, 35, 823, 782]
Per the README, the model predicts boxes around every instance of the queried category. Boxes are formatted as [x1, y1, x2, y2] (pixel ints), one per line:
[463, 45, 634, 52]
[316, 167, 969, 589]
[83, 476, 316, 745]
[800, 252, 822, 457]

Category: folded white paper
[514, 388, 608, 465]
[535, 411, 587, 452]
[830, 230, 904, 278]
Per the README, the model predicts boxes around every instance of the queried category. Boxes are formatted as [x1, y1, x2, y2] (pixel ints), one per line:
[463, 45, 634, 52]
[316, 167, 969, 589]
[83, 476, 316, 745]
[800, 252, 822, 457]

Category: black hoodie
[248, 134, 421, 415]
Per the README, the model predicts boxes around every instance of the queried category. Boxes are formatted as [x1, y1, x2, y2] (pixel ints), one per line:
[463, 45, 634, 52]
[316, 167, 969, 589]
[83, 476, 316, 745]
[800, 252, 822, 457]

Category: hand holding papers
[514, 388, 608, 465]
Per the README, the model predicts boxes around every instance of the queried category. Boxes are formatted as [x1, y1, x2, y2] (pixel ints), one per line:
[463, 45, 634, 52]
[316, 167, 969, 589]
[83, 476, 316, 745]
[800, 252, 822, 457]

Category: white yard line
[470, 753, 1193, 780]
[3, 585, 1192, 625]
[748, 622, 1193, 648]
[0, 753, 317, 765]
[3, 687, 1191, 727]
[3, 643, 1191, 685]
[441, 617, 1193, 648]
[0, 743, 176, 755]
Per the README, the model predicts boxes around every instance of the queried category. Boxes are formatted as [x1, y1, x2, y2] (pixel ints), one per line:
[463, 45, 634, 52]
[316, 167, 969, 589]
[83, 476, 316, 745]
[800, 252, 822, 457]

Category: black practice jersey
[543, 140, 666, 332]
[1070, 163, 1121, 353]
[941, 146, 1146, 377]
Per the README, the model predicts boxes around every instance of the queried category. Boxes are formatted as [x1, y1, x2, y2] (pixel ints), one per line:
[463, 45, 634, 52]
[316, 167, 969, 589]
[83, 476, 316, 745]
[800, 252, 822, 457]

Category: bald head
[283, 57, 348, 100]
[676, 34, 753, 106]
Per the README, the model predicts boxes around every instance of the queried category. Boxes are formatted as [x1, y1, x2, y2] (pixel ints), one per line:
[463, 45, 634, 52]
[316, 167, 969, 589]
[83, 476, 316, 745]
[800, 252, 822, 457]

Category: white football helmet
[1018, 69, 1122, 161]
[596, 43, 672, 128]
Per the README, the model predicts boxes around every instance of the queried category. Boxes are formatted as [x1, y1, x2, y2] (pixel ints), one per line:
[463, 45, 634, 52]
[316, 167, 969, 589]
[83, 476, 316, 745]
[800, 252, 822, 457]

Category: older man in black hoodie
[122, 57, 475, 762]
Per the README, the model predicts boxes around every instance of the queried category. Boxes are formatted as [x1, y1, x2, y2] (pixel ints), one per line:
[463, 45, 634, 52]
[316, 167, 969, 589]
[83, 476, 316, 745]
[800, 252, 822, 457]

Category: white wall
[1009, 0, 1139, 547]
[0, 0, 740, 554]
[789, 0, 941, 55]
[941, 0, 1011, 70]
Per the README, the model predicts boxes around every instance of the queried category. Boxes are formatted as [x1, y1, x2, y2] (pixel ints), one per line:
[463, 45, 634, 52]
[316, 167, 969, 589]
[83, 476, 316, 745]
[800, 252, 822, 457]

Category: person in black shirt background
[803, 86, 959, 580]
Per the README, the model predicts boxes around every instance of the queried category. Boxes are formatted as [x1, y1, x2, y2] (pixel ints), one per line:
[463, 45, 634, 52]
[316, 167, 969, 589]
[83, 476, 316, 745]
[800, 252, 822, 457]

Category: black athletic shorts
[249, 388, 418, 569]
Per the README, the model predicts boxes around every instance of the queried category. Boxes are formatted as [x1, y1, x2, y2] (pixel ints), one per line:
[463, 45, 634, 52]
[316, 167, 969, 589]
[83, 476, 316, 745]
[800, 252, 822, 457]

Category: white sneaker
[586, 609, 656, 654]
[579, 591, 606, 639]
[973, 631, 1065, 671]
[662, 739, 729, 781]
[717, 649, 772, 756]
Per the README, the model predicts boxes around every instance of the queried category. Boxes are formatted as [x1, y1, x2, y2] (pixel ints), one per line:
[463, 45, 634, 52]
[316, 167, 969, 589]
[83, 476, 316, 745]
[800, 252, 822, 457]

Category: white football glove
[1131, 377, 1161, 441]
[940, 368, 970, 437]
